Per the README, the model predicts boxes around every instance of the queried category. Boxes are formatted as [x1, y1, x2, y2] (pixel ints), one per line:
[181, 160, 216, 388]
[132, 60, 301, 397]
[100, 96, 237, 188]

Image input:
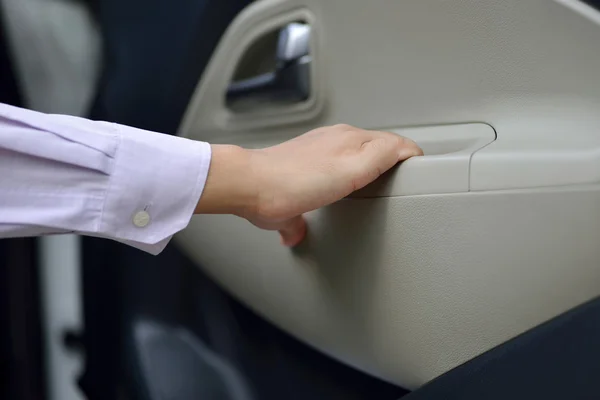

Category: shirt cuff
[98, 123, 211, 255]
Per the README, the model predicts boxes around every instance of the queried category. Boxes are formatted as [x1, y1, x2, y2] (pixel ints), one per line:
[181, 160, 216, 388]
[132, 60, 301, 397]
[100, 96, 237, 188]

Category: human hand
[195, 124, 423, 246]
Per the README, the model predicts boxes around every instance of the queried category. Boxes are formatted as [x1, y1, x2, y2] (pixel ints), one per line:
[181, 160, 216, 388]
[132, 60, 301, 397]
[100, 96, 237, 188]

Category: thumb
[278, 215, 307, 247]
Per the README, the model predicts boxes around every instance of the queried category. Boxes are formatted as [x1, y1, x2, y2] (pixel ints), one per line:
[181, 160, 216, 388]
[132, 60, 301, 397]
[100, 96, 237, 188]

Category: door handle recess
[350, 123, 496, 198]
[226, 22, 311, 107]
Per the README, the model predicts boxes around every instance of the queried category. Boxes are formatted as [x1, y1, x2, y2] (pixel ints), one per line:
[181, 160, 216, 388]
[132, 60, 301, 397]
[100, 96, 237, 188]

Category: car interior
[2, 0, 600, 399]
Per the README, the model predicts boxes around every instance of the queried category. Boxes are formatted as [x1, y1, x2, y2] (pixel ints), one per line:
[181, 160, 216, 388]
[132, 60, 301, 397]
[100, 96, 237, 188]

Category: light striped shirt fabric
[0, 103, 211, 254]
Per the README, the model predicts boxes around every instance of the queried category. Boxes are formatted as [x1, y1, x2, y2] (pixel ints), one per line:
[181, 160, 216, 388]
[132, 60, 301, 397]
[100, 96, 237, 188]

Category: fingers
[277, 215, 307, 247]
[345, 131, 422, 192]
[396, 136, 423, 159]
[246, 214, 307, 247]
[367, 130, 423, 160]
[360, 136, 403, 176]
[361, 132, 421, 170]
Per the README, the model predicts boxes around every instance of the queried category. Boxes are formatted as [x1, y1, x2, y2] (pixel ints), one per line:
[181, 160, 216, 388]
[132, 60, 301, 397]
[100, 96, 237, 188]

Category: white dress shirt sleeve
[0, 103, 211, 255]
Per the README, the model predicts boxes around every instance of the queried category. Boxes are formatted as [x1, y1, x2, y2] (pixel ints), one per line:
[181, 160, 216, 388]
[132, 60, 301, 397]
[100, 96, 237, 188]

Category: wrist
[194, 144, 258, 216]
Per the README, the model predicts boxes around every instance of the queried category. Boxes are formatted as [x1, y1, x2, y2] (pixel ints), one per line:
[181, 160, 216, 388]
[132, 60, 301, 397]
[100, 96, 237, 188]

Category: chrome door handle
[226, 23, 311, 106]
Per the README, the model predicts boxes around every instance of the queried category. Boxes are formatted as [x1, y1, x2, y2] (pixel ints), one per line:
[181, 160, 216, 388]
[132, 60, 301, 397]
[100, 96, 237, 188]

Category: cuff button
[133, 210, 151, 228]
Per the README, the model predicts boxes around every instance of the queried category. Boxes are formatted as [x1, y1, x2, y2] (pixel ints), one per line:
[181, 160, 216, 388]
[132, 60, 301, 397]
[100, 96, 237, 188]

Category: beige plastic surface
[177, 186, 600, 388]
[176, 0, 600, 389]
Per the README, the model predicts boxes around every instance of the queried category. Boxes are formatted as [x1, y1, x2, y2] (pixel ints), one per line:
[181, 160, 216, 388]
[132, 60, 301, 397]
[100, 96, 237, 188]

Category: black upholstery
[406, 297, 600, 400]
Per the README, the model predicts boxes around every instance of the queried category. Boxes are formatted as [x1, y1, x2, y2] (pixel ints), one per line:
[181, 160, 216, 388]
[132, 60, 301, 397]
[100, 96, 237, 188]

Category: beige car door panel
[175, 0, 600, 389]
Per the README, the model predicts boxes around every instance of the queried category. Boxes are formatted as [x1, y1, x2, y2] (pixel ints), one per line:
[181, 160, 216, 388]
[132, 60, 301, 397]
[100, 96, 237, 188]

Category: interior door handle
[226, 22, 311, 105]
